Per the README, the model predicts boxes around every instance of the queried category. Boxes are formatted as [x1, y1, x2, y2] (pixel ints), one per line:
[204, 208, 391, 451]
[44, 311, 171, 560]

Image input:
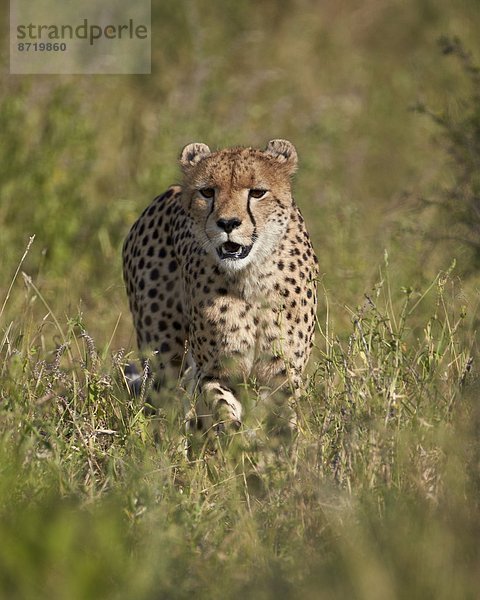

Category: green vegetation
[413, 36, 480, 273]
[1, 1, 479, 598]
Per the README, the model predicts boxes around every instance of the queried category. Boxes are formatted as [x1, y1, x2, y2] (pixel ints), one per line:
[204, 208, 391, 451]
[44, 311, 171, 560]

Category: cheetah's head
[180, 140, 297, 273]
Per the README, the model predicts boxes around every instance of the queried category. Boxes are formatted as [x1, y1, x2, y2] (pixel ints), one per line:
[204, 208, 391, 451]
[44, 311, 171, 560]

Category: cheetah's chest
[184, 265, 281, 377]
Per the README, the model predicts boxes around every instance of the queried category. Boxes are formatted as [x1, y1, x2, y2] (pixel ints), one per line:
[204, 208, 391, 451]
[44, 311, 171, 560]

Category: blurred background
[2, 0, 480, 348]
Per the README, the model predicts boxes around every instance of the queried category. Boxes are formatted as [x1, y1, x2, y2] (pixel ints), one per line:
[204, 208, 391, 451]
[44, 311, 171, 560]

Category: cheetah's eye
[249, 189, 268, 199]
[199, 188, 215, 199]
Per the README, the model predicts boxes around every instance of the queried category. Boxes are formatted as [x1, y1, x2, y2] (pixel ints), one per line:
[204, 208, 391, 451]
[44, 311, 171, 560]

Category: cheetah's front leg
[185, 374, 243, 436]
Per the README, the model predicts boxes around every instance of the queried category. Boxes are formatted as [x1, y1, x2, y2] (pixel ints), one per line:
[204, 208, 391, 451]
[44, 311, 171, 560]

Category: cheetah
[122, 139, 318, 437]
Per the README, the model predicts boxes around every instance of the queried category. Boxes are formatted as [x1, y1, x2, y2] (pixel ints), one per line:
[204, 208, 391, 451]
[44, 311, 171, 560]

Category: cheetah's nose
[216, 218, 242, 234]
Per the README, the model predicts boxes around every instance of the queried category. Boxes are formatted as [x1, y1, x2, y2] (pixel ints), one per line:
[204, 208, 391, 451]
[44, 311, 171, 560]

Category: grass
[1, 0, 480, 597]
[0, 240, 478, 598]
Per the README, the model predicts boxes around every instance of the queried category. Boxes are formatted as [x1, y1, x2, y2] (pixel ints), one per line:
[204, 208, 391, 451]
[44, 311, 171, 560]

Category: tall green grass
[0, 242, 478, 597]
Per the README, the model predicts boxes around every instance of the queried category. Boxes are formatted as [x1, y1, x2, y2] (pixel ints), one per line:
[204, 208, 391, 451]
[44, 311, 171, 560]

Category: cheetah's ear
[265, 139, 298, 174]
[180, 142, 211, 169]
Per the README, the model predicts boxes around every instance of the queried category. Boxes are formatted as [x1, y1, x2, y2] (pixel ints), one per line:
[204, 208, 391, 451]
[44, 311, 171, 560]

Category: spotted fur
[123, 140, 318, 435]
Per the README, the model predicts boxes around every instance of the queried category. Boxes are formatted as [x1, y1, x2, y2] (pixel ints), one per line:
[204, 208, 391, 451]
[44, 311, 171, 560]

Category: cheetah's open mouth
[217, 241, 252, 260]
